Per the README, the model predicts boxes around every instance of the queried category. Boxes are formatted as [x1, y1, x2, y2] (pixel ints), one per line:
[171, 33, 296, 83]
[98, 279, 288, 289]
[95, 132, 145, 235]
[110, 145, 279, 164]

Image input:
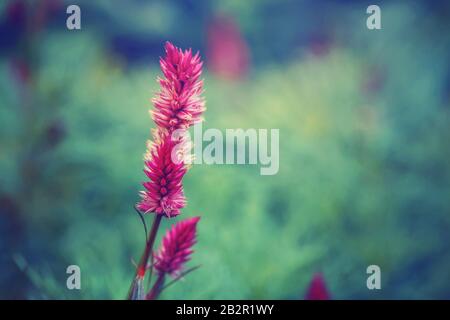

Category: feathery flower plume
[154, 216, 200, 277]
[151, 42, 206, 131]
[129, 42, 205, 300]
[137, 129, 189, 217]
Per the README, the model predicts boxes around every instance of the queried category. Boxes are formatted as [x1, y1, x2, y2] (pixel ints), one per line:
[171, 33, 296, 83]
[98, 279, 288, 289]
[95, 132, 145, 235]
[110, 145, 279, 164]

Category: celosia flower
[137, 129, 189, 217]
[153, 216, 200, 277]
[151, 42, 206, 131]
[130, 42, 205, 300]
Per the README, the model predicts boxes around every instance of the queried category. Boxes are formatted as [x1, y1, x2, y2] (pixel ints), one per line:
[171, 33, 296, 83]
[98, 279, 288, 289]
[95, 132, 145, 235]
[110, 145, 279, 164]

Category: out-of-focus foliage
[1, 0, 449, 299]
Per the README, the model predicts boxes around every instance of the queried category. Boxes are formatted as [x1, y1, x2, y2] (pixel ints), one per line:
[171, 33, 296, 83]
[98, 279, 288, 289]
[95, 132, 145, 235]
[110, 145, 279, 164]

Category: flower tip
[190, 216, 201, 224]
[165, 41, 178, 55]
[305, 273, 330, 300]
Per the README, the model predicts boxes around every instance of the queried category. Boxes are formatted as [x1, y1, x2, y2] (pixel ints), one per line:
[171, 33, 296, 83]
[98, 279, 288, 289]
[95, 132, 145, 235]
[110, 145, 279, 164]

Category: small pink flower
[305, 273, 330, 300]
[154, 216, 200, 277]
[207, 14, 250, 80]
[151, 42, 206, 131]
[137, 129, 188, 217]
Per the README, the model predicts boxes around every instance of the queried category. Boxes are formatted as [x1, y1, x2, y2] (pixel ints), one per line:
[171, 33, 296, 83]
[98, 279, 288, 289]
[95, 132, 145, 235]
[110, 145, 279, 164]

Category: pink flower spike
[305, 273, 330, 300]
[151, 41, 206, 131]
[136, 129, 189, 217]
[154, 216, 200, 277]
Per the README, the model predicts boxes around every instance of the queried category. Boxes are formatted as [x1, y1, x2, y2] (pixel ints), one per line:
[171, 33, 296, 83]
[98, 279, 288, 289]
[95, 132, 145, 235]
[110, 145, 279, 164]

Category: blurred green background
[1, 0, 450, 299]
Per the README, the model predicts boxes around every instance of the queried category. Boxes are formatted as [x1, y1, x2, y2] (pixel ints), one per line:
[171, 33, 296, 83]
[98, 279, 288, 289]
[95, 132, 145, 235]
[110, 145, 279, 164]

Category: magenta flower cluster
[129, 42, 205, 300]
[137, 42, 205, 218]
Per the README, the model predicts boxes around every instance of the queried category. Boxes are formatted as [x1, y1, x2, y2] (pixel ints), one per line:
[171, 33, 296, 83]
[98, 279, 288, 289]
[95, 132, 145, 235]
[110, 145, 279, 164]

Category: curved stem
[138, 214, 162, 276]
[127, 214, 162, 299]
